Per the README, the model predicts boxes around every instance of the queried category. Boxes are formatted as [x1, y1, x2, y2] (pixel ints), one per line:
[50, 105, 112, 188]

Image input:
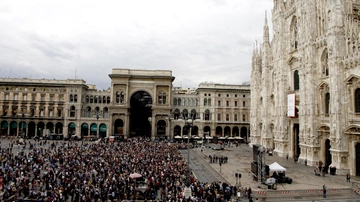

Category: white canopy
[269, 162, 286, 172]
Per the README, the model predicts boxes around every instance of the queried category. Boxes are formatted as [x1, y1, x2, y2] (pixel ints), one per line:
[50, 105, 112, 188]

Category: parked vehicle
[49, 134, 64, 140]
[16, 138, 25, 145]
[82, 136, 98, 141]
[70, 135, 81, 141]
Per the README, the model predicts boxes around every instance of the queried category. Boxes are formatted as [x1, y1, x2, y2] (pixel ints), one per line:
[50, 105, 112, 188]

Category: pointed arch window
[90, 96, 94, 103]
[69, 94, 74, 102]
[190, 109, 196, 119]
[182, 109, 188, 119]
[355, 88, 360, 113]
[173, 98, 178, 105]
[94, 96, 98, 103]
[204, 98, 207, 106]
[321, 49, 329, 76]
[325, 93, 330, 115]
[74, 94, 78, 102]
[174, 109, 180, 120]
[290, 16, 298, 50]
[294, 70, 300, 90]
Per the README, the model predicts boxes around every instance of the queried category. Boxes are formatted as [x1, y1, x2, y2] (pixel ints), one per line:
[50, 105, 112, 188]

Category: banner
[287, 93, 296, 117]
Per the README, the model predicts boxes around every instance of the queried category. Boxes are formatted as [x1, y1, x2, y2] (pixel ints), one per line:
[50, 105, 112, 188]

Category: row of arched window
[320, 88, 360, 115]
[85, 95, 111, 104]
[115, 91, 167, 105]
[217, 113, 246, 122]
[69, 106, 109, 118]
[172, 109, 216, 121]
[173, 109, 197, 119]
[173, 98, 198, 106]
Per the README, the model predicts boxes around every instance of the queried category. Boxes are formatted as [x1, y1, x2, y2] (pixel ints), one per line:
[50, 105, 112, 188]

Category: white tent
[269, 162, 287, 172]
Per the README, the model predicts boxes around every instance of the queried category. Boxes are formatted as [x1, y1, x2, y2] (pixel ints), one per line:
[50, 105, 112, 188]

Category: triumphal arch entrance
[108, 69, 174, 140]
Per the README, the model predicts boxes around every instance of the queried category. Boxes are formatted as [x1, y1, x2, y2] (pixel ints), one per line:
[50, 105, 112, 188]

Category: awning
[90, 124, 98, 132]
[19, 122, 27, 128]
[69, 123, 76, 128]
[82, 123, 89, 128]
[1, 122, 8, 128]
[100, 124, 107, 132]
[11, 122, 17, 128]
[269, 162, 286, 172]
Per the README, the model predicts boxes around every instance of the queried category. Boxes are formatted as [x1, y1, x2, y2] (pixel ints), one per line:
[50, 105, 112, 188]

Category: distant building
[0, 68, 250, 142]
[251, 0, 360, 175]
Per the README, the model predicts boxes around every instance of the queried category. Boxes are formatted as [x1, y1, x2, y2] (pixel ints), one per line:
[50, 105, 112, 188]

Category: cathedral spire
[253, 41, 257, 56]
[263, 11, 269, 44]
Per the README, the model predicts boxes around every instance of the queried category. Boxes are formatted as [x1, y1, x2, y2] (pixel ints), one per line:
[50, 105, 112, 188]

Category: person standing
[322, 184, 326, 198]
[346, 173, 351, 183]
[247, 187, 252, 199]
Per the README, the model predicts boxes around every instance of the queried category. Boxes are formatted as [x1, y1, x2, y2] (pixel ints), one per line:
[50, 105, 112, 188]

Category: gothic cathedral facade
[251, 0, 360, 175]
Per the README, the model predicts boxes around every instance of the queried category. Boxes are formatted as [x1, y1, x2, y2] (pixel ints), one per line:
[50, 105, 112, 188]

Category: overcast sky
[0, 0, 273, 90]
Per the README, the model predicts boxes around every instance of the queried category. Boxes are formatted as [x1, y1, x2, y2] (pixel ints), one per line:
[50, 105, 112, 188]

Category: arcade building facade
[0, 68, 250, 141]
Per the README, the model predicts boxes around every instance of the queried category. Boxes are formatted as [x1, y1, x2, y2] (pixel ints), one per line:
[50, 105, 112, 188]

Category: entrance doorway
[293, 124, 300, 157]
[130, 91, 152, 138]
[325, 139, 332, 169]
[356, 143, 360, 176]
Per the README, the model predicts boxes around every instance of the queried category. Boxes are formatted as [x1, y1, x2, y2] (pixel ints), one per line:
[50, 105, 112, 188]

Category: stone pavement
[192, 143, 360, 201]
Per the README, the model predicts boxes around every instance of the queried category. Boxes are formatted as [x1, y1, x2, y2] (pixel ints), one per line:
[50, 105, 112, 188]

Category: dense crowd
[0, 137, 237, 202]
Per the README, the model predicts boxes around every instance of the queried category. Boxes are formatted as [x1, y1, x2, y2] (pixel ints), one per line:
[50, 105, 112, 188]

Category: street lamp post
[96, 112, 99, 138]
[21, 110, 25, 138]
[167, 114, 173, 140]
[184, 114, 195, 188]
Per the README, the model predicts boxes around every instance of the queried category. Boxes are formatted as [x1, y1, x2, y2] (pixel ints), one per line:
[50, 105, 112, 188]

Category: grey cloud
[25, 33, 77, 61]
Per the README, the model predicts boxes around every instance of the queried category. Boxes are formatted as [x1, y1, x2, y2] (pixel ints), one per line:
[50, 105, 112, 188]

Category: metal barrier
[252, 188, 353, 199]
[352, 181, 360, 195]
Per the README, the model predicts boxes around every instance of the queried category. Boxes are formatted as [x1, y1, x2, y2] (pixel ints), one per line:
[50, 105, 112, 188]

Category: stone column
[151, 114, 156, 141]
[125, 113, 130, 139]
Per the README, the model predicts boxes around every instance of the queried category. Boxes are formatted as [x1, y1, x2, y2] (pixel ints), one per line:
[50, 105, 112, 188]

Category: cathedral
[250, 0, 360, 176]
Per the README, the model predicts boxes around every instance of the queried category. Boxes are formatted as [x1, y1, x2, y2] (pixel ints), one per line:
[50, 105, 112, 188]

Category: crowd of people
[208, 155, 228, 164]
[0, 137, 238, 202]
